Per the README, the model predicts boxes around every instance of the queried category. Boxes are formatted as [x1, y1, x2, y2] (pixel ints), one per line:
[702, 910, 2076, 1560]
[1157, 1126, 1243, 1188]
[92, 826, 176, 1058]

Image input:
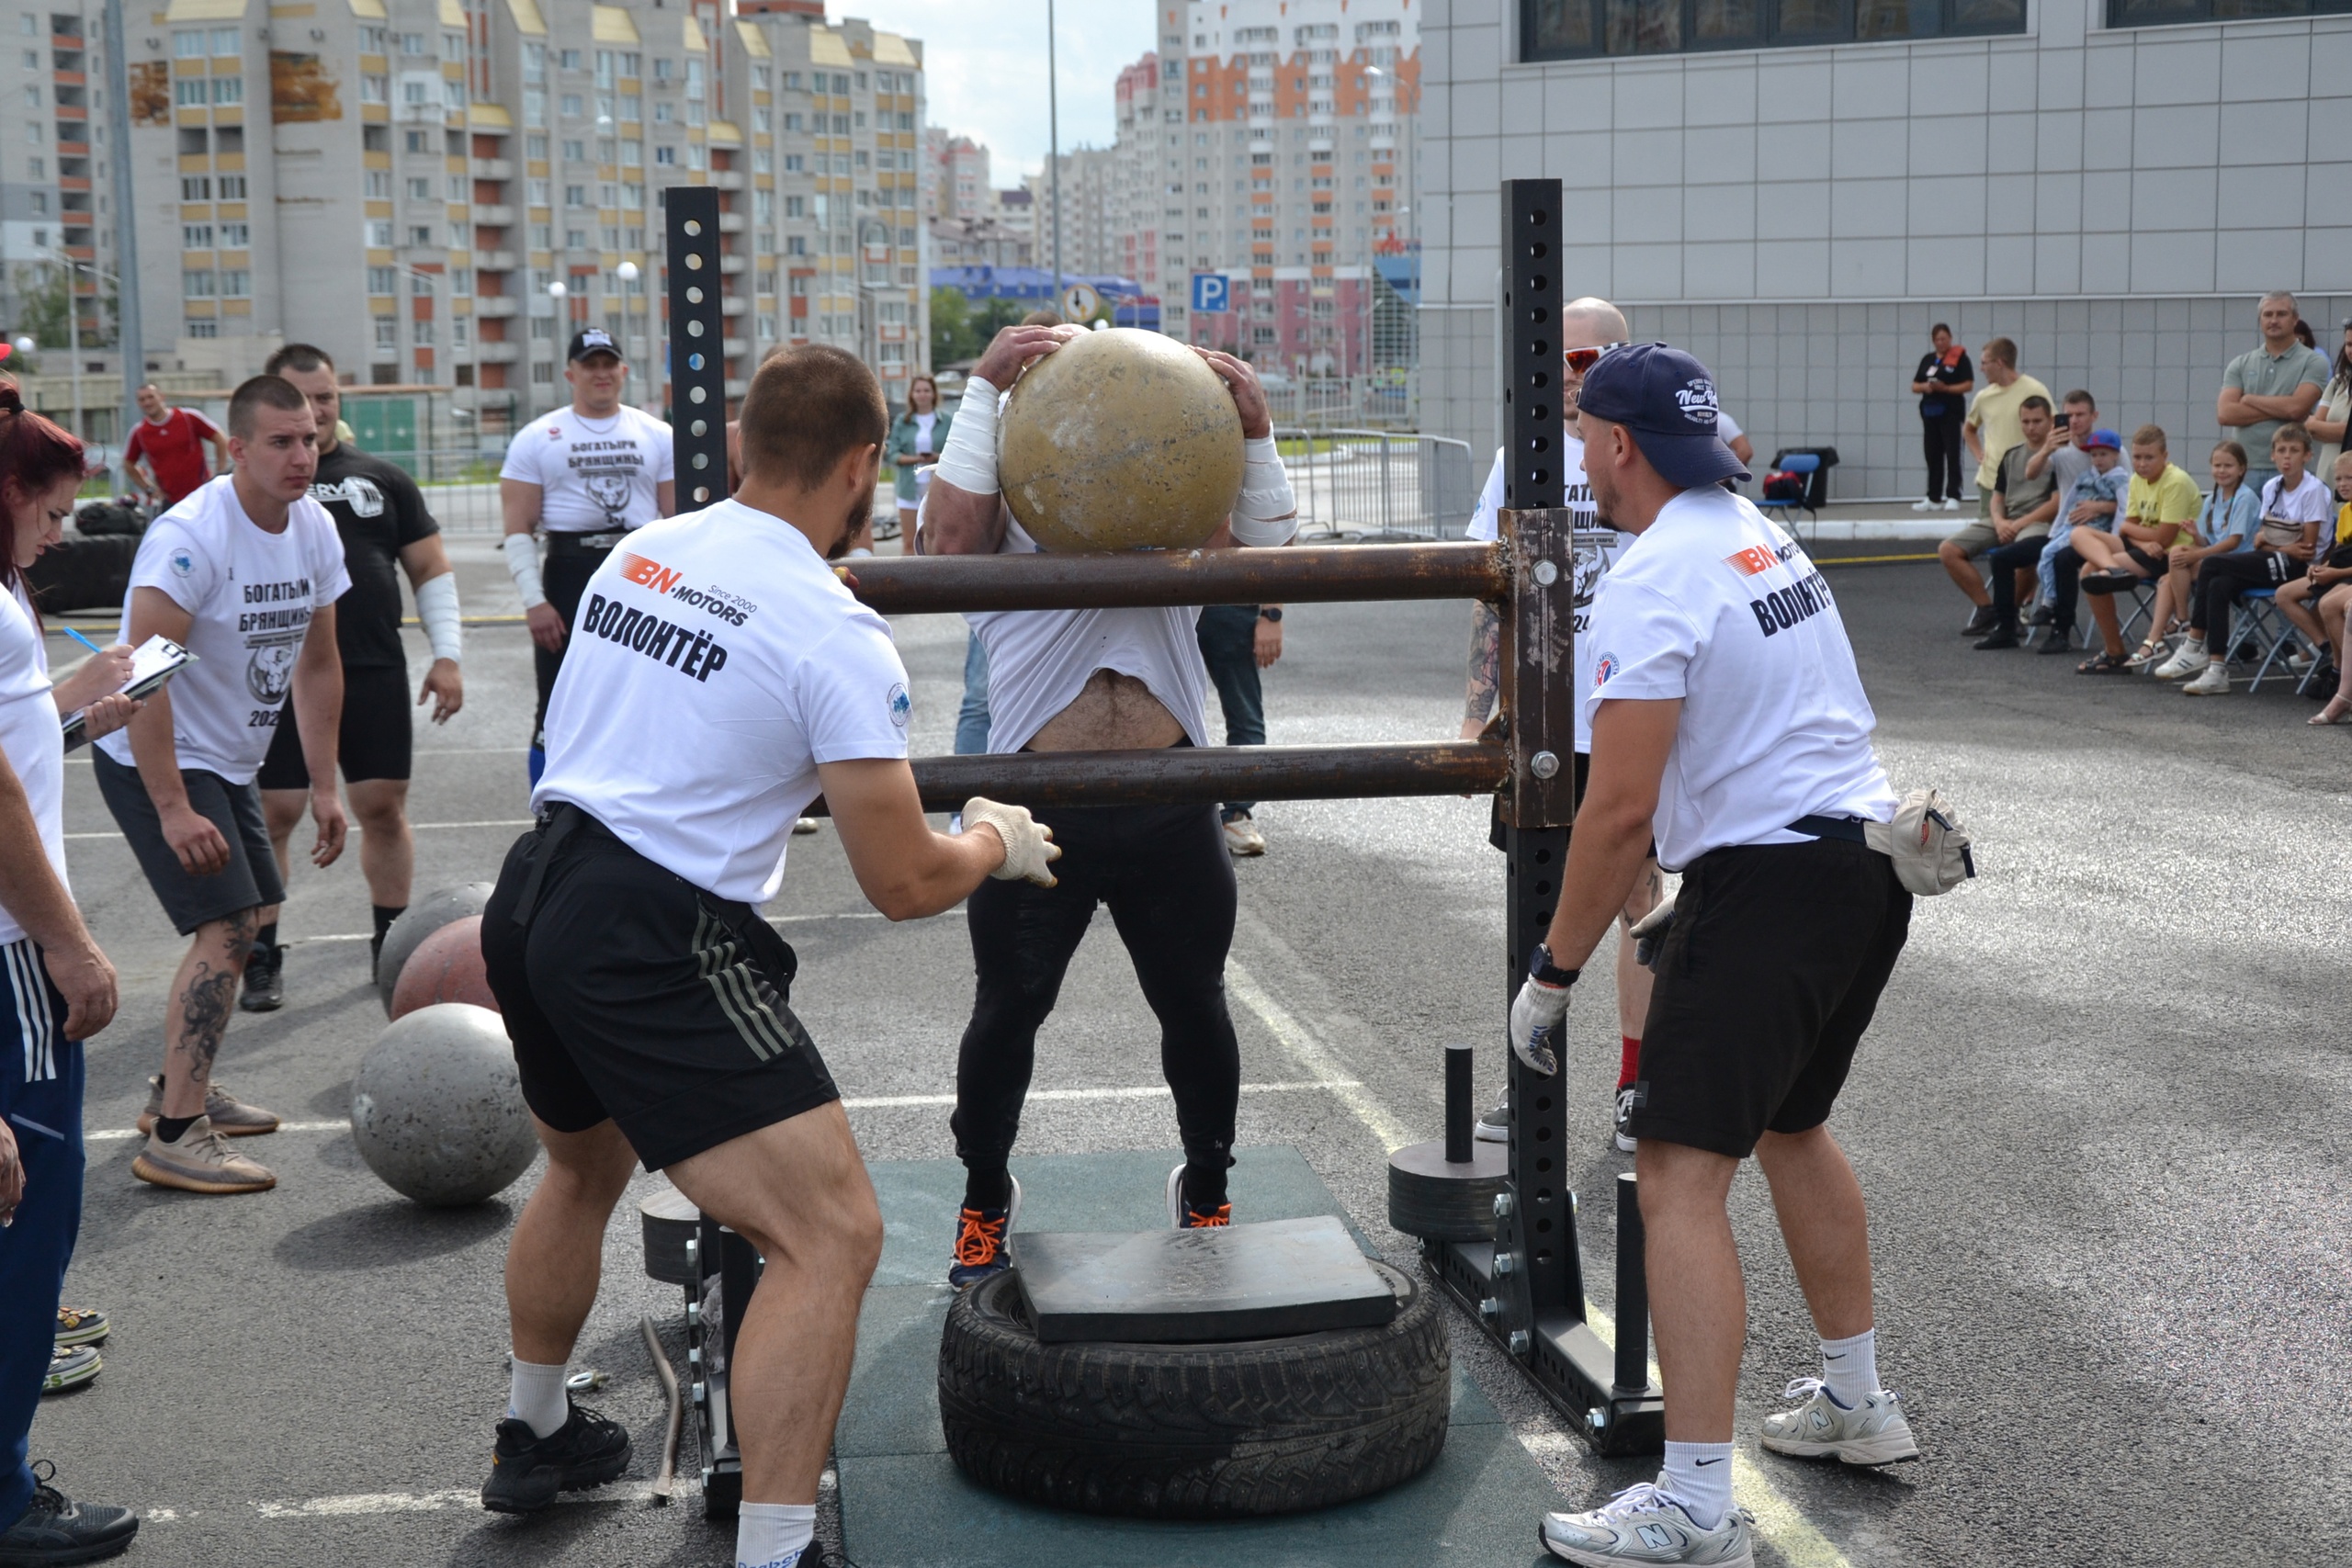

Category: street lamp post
[1046, 0, 1061, 310]
[545, 277, 569, 421]
[616, 259, 646, 411]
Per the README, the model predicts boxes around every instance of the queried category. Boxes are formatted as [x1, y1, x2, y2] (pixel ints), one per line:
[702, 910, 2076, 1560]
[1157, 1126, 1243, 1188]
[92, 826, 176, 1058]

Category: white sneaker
[2183, 662, 2230, 695]
[1909, 498, 1938, 513]
[1475, 1098, 1510, 1144]
[2152, 643, 2209, 680]
[1941, 498, 1960, 511]
[1612, 1087, 1638, 1153]
[1222, 814, 1266, 857]
[1760, 1379, 1920, 1466]
[1540, 1483, 1754, 1566]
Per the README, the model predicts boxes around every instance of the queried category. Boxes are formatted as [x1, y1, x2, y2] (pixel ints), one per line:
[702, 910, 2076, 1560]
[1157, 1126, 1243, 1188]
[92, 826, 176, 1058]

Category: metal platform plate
[1011, 1214, 1397, 1344]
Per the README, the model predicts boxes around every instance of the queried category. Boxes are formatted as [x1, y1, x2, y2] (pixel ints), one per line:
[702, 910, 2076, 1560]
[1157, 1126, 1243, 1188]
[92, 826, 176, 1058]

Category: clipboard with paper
[60, 636, 194, 751]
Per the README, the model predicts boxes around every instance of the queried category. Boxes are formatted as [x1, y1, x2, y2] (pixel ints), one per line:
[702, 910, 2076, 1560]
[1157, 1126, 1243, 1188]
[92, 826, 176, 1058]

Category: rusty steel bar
[843, 541, 1508, 615]
[804, 741, 1507, 814]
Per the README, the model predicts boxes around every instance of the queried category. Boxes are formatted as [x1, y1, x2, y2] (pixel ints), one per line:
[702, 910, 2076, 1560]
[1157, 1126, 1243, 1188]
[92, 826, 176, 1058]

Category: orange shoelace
[954, 1205, 1009, 1267]
[1183, 1203, 1233, 1228]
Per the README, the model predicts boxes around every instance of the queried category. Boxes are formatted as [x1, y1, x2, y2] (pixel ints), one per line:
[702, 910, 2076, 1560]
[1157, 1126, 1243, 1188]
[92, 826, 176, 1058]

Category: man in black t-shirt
[1910, 323, 1976, 511]
[245, 344, 466, 1006]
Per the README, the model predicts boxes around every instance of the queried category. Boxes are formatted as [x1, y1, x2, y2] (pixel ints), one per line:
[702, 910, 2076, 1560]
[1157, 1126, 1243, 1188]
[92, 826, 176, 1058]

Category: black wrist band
[1528, 942, 1580, 988]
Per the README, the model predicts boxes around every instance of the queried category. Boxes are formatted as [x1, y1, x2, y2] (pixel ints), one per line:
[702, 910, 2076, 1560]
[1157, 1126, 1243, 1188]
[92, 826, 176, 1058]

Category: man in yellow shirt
[2072, 425, 2203, 672]
[1941, 338, 2052, 632]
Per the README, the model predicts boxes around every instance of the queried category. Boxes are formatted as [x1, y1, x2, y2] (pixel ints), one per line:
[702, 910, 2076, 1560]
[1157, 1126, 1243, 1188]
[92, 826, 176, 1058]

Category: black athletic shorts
[91, 750, 286, 935]
[255, 666, 413, 789]
[481, 807, 840, 1171]
[1623, 835, 1911, 1159]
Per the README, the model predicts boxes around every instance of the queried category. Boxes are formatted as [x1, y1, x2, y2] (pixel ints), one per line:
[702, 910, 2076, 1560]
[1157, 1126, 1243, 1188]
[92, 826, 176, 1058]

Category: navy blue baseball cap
[1577, 343, 1751, 489]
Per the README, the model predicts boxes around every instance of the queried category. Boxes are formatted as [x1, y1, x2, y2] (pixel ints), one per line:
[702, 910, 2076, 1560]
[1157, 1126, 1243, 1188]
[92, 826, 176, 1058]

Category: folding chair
[1757, 453, 1820, 540]
[2227, 588, 2312, 693]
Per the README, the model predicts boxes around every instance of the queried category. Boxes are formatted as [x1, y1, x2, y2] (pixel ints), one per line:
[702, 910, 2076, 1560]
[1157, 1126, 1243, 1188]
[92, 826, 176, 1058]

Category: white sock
[736, 1501, 817, 1568]
[1819, 1327, 1879, 1408]
[1657, 1441, 1735, 1531]
[506, 1357, 570, 1440]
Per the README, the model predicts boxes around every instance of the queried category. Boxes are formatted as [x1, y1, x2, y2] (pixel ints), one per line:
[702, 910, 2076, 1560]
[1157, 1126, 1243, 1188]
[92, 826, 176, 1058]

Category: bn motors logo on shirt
[619, 551, 756, 626]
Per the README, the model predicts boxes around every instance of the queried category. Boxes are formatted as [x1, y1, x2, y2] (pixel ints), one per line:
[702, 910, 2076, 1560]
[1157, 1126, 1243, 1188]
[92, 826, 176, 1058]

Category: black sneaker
[2037, 632, 2075, 654]
[1972, 626, 2019, 650]
[480, 1402, 632, 1514]
[1613, 1088, 1638, 1153]
[0, 1462, 138, 1565]
[238, 946, 283, 1014]
[1960, 605, 1997, 636]
[2028, 603, 2055, 626]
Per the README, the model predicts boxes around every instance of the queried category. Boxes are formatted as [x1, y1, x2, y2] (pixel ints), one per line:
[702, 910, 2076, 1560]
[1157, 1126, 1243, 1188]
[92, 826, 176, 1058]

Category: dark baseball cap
[568, 328, 622, 363]
[1577, 343, 1750, 489]
[2082, 426, 2122, 451]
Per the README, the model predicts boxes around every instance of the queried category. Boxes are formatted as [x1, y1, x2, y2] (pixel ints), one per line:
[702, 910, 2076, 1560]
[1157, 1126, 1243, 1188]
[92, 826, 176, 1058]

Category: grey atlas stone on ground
[28, 534, 2352, 1565]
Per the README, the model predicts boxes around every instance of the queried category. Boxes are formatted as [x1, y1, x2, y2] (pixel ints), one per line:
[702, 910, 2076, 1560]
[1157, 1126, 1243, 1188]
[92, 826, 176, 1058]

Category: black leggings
[533, 533, 625, 750]
[2190, 550, 2300, 636]
[1922, 411, 1966, 502]
[953, 800, 1240, 1208]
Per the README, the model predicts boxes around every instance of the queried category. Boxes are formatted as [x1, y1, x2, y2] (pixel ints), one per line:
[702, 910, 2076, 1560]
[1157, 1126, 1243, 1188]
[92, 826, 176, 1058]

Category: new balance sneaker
[2153, 642, 2210, 680]
[40, 1345, 100, 1396]
[1475, 1099, 1510, 1144]
[1613, 1088, 1638, 1153]
[1222, 814, 1267, 857]
[238, 944, 284, 1012]
[0, 1463, 138, 1565]
[137, 1076, 280, 1137]
[1165, 1162, 1232, 1228]
[480, 1402, 633, 1514]
[1540, 1483, 1755, 1566]
[1759, 1378, 1920, 1465]
[52, 1307, 107, 1348]
[2183, 662, 2231, 695]
[130, 1117, 277, 1194]
[947, 1174, 1022, 1290]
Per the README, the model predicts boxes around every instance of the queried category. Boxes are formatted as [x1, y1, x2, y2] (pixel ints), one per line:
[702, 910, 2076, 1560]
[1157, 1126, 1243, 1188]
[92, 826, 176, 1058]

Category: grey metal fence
[1278, 428, 1479, 542]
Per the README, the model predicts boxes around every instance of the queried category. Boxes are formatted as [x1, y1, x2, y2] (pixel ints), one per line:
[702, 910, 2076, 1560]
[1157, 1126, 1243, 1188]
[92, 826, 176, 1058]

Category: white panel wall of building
[1423, 0, 2352, 498]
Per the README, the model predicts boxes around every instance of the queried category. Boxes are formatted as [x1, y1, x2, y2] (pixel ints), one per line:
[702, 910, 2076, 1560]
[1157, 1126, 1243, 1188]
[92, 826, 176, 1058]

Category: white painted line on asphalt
[1225, 961, 1415, 1153]
[87, 1120, 345, 1142]
[64, 819, 532, 840]
[842, 1079, 1356, 1111]
[246, 1484, 650, 1519]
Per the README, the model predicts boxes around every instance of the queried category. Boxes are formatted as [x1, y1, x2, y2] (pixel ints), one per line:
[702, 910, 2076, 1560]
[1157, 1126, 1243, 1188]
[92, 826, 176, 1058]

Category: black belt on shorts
[546, 529, 628, 556]
[1787, 814, 1868, 844]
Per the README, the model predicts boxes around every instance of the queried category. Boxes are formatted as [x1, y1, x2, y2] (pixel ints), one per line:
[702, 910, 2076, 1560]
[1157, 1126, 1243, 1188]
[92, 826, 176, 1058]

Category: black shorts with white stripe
[481, 812, 839, 1171]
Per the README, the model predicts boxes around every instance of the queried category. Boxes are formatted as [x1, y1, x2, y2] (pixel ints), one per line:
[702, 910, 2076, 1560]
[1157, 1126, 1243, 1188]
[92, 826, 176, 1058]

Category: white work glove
[1629, 891, 1678, 972]
[1509, 974, 1574, 1077]
[962, 796, 1061, 887]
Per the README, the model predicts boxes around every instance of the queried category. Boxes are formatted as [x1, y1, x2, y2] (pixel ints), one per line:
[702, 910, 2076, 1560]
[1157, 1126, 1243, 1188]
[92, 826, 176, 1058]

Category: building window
[367, 218, 393, 245]
[1522, 0, 2022, 55]
[187, 318, 219, 338]
[368, 265, 397, 293]
[220, 268, 250, 297]
[2107, 0, 2313, 19]
[179, 175, 210, 199]
[217, 175, 244, 198]
[211, 74, 241, 104]
[175, 31, 204, 59]
[375, 316, 398, 348]
[182, 222, 212, 248]
[182, 269, 215, 298]
[219, 221, 250, 247]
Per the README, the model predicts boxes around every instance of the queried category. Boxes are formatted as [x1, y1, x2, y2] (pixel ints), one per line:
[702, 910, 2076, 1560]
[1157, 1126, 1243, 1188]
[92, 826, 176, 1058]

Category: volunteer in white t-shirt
[92, 376, 351, 1200]
[498, 328, 677, 782]
[1460, 297, 1662, 1153]
[1508, 345, 1917, 1568]
[475, 345, 1054, 1568]
[922, 321, 1299, 1282]
[0, 392, 140, 1565]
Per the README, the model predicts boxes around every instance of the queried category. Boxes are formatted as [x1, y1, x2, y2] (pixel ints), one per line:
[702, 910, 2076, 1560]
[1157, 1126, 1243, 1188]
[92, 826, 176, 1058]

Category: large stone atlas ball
[997, 328, 1246, 553]
[350, 1003, 539, 1207]
[390, 915, 497, 1021]
[377, 883, 493, 1017]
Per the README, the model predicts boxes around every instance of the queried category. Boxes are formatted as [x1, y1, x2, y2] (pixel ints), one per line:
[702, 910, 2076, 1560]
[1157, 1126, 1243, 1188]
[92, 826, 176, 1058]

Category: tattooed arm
[1459, 601, 1502, 739]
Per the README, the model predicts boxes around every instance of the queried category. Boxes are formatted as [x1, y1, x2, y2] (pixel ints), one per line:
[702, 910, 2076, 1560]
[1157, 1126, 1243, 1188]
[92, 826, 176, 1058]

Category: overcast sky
[857, 1, 1155, 182]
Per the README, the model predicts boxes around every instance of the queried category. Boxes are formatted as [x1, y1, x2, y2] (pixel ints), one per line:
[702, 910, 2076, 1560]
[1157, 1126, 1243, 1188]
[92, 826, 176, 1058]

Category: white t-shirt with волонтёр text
[1466, 434, 1629, 756]
[95, 476, 351, 786]
[499, 405, 676, 535]
[534, 500, 911, 906]
[0, 582, 64, 948]
[1582, 485, 1896, 873]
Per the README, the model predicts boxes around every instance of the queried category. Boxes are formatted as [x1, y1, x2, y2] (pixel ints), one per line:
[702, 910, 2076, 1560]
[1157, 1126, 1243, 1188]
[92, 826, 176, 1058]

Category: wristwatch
[1258, 607, 1283, 622]
[1528, 942, 1580, 987]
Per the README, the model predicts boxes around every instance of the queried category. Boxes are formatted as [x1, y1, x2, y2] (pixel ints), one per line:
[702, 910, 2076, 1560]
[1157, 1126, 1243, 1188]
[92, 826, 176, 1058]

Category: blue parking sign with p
[1192, 273, 1229, 313]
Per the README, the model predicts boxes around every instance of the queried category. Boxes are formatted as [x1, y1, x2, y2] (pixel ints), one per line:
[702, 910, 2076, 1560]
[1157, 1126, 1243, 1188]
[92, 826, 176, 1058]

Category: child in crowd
[2156, 423, 2332, 694]
[2075, 425, 2204, 673]
[2301, 452, 2352, 725]
[2125, 440, 2258, 668]
[2035, 426, 2127, 626]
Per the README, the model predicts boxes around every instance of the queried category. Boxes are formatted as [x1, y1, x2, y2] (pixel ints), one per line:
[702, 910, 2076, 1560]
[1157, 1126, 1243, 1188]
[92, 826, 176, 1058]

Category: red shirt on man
[125, 406, 223, 507]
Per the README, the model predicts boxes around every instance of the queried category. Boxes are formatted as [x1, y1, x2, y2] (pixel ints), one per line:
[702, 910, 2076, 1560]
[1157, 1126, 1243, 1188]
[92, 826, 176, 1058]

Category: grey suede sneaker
[137, 1076, 280, 1137]
[130, 1116, 277, 1194]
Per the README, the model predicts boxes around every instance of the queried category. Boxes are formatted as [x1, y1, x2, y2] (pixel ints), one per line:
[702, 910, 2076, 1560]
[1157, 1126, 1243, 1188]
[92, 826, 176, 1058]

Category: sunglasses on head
[1563, 341, 1630, 376]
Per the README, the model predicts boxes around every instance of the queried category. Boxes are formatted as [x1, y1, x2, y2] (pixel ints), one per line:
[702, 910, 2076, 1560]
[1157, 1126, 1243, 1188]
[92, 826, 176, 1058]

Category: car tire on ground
[937, 1257, 1450, 1518]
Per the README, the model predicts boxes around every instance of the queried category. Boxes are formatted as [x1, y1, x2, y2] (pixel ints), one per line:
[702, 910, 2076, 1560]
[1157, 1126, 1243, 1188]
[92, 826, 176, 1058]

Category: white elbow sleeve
[933, 377, 1001, 495]
[415, 572, 462, 664]
[1231, 437, 1298, 547]
[502, 532, 547, 611]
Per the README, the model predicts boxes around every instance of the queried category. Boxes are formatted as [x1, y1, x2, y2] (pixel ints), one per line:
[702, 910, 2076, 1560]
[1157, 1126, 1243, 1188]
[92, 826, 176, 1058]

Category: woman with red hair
[0, 383, 142, 1564]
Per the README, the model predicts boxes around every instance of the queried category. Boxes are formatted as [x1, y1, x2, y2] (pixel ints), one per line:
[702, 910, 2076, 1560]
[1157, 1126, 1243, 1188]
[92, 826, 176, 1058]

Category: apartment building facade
[115, 0, 926, 436]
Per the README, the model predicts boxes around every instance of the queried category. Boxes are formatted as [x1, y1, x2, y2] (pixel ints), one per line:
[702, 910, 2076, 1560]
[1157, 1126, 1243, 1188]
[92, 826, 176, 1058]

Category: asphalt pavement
[28, 535, 2352, 1567]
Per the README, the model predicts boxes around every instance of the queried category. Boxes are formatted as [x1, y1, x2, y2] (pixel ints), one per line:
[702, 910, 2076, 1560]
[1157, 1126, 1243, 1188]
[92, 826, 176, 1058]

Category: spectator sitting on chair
[1965, 396, 2063, 649]
[2033, 427, 2128, 653]
[2072, 426, 2205, 672]
[2303, 452, 2352, 726]
[2154, 424, 2329, 694]
[2125, 442, 2257, 669]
